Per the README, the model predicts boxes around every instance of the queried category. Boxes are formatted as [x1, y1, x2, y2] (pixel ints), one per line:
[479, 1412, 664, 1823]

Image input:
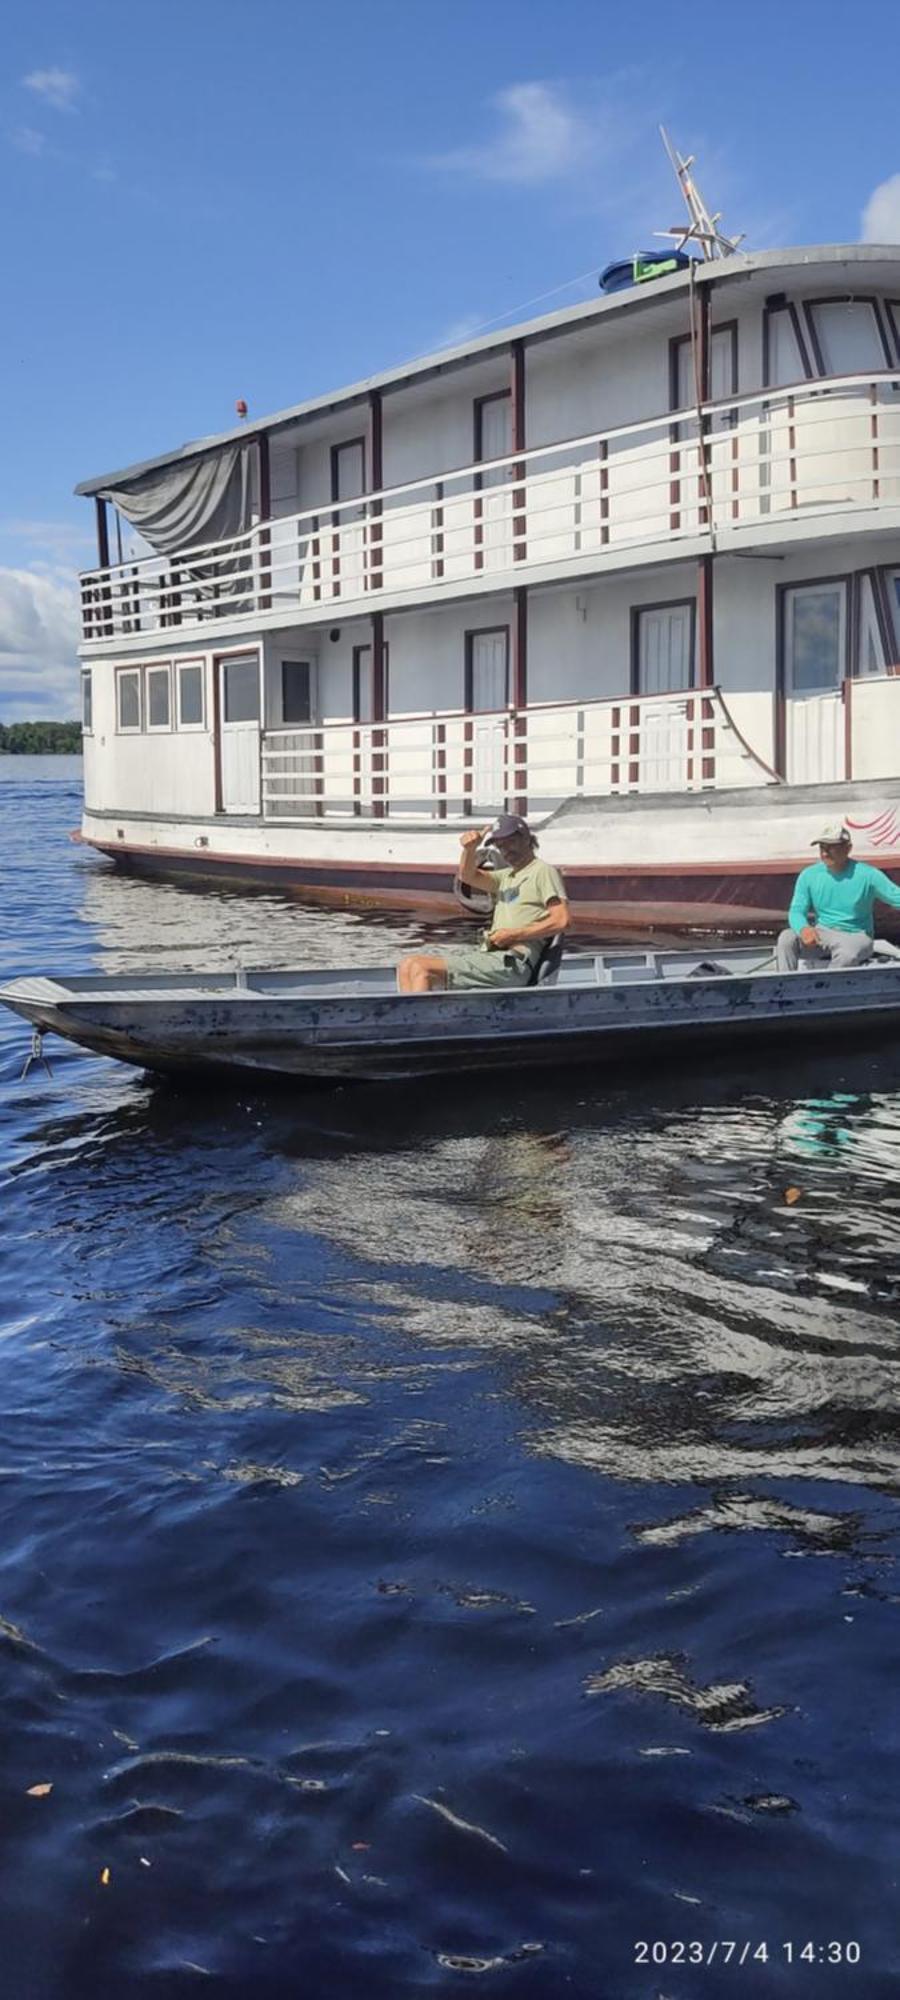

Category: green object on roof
[633, 254, 681, 284]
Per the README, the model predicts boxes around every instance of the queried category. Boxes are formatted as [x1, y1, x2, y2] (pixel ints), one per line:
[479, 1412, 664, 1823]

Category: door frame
[630, 598, 697, 697]
[213, 644, 262, 814]
[775, 573, 851, 779]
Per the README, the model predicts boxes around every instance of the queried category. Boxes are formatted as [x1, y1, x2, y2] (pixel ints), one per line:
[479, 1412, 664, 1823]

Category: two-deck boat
[71, 142, 900, 936]
[4, 946, 900, 1086]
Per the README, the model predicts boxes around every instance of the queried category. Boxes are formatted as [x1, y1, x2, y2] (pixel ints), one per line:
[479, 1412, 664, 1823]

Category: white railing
[260, 685, 777, 821]
[81, 372, 900, 643]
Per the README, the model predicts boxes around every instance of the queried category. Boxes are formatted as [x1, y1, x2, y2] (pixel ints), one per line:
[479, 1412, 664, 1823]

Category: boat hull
[79, 777, 900, 938]
[5, 960, 900, 1085]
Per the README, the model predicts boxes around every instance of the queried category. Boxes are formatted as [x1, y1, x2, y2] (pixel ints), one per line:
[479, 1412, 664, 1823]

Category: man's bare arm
[457, 827, 497, 895]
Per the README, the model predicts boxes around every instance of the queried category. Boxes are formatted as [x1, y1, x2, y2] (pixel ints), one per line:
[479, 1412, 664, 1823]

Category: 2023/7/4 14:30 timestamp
[634, 1942, 862, 1967]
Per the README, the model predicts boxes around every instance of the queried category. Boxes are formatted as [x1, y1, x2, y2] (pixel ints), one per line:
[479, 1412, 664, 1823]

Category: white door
[469, 629, 508, 812]
[783, 582, 846, 784]
[333, 439, 366, 597]
[636, 602, 694, 695]
[219, 652, 261, 813]
[477, 394, 512, 569]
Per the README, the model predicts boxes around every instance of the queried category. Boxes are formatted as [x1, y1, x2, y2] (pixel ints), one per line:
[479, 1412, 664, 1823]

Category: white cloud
[862, 174, 900, 243]
[430, 82, 597, 187]
[10, 126, 46, 156]
[0, 568, 80, 721]
[23, 67, 80, 112]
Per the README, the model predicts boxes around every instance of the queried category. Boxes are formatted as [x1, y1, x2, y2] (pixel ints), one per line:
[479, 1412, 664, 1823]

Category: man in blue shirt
[776, 821, 900, 971]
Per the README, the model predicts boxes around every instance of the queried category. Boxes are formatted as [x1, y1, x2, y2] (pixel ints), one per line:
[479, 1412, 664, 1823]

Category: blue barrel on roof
[600, 249, 693, 293]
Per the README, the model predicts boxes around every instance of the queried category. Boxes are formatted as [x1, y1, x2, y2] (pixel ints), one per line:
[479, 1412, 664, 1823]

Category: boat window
[466, 628, 509, 712]
[764, 305, 810, 386]
[222, 655, 260, 723]
[857, 574, 887, 678]
[806, 301, 886, 376]
[783, 582, 847, 691]
[146, 665, 171, 730]
[633, 601, 695, 695]
[282, 660, 312, 725]
[887, 574, 900, 662]
[116, 668, 141, 732]
[81, 670, 93, 733]
[886, 304, 900, 366]
[177, 662, 205, 728]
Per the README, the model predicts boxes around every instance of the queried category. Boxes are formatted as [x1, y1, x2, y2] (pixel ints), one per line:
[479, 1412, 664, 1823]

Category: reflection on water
[3, 764, 900, 1998]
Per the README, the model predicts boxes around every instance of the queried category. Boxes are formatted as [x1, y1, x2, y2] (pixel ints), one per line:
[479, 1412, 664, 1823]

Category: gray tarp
[98, 444, 254, 557]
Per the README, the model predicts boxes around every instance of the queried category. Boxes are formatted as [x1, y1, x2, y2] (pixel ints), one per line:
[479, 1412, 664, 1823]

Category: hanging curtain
[97, 444, 254, 557]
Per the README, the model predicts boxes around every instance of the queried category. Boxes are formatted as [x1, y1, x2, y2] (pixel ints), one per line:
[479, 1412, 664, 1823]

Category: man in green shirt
[397, 814, 569, 993]
[776, 821, 900, 971]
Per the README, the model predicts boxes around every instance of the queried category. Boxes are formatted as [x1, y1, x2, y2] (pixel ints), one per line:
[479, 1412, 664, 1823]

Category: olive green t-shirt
[486, 857, 567, 966]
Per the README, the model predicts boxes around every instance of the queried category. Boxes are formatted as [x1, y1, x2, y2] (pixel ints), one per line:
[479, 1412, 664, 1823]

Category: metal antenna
[656, 127, 744, 260]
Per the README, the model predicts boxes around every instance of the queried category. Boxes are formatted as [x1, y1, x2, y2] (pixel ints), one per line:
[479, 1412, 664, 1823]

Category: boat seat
[527, 934, 565, 987]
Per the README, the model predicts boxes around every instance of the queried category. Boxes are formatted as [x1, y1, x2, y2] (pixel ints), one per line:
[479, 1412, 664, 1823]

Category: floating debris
[26, 1783, 53, 1798]
[415, 1795, 508, 1853]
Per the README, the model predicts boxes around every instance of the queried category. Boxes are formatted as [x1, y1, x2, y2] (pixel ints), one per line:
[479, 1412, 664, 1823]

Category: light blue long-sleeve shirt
[787, 859, 900, 936]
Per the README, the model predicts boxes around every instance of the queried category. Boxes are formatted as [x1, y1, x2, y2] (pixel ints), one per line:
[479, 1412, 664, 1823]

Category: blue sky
[2, 0, 899, 718]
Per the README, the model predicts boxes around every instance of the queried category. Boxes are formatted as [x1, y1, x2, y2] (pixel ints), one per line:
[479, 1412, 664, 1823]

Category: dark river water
[2, 758, 900, 1999]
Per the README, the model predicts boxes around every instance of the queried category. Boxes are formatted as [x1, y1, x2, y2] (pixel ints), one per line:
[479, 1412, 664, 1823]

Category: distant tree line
[0, 720, 82, 754]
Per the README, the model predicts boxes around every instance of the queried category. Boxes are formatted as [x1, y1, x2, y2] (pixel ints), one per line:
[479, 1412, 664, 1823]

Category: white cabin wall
[316, 626, 357, 722]
[385, 598, 514, 716]
[527, 571, 697, 705]
[83, 653, 216, 815]
[525, 322, 669, 449]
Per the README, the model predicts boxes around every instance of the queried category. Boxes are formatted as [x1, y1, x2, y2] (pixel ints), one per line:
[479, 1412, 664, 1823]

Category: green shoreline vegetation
[0, 722, 82, 754]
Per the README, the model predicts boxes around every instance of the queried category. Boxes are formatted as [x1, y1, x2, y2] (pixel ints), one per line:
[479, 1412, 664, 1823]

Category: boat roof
[75, 243, 900, 498]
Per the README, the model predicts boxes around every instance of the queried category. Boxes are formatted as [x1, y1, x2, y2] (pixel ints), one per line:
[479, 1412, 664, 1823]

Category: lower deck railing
[260, 686, 777, 821]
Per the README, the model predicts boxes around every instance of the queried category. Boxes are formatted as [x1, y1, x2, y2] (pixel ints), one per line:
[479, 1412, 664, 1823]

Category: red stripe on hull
[80, 833, 900, 938]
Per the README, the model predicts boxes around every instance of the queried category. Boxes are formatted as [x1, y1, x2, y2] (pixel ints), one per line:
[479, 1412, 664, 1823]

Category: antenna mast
[657, 127, 744, 261]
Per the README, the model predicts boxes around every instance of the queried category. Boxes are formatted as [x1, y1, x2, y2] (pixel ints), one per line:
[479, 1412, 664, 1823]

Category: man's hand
[488, 928, 518, 950]
[460, 827, 489, 852]
[800, 925, 819, 947]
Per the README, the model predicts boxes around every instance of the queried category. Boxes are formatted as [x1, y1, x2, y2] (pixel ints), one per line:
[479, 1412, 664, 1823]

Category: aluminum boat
[3, 945, 900, 1085]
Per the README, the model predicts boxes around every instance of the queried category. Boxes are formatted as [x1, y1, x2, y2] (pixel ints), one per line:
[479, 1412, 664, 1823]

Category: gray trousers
[776, 925, 874, 972]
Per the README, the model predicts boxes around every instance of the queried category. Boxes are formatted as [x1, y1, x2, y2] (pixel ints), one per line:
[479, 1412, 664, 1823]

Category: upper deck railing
[81, 372, 900, 644]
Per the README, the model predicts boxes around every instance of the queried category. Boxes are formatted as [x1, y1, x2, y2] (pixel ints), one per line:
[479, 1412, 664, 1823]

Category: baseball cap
[811, 822, 851, 846]
[482, 813, 532, 845]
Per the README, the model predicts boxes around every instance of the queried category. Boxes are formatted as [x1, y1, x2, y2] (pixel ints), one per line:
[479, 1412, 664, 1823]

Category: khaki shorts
[444, 945, 533, 991]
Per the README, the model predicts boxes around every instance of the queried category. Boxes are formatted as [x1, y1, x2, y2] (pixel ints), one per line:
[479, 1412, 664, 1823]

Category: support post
[697, 553, 714, 689]
[95, 497, 112, 636]
[697, 276, 715, 695]
[258, 433, 271, 610]
[369, 389, 383, 589]
[512, 585, 528, 813]
[511, 338, 526, 561]
[372, 611, 386, 818]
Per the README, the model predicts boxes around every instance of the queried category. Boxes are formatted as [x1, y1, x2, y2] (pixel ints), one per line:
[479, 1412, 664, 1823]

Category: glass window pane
[118, 672, 140, 729]
[282, 660, 311, 724]
[223, 656, 259, 722]
[787, 585, 845, 690]
[810, 302, 883, 375]
[147, 668, 170, 728]
[81, 671, 92, 730]
[178, 665, 204, 726]
[767, 308, 804, 386]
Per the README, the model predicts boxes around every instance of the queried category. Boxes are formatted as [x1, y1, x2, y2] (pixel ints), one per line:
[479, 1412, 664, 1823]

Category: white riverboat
[74, 145, 900, 935]
[4, 948, 900, 1085]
